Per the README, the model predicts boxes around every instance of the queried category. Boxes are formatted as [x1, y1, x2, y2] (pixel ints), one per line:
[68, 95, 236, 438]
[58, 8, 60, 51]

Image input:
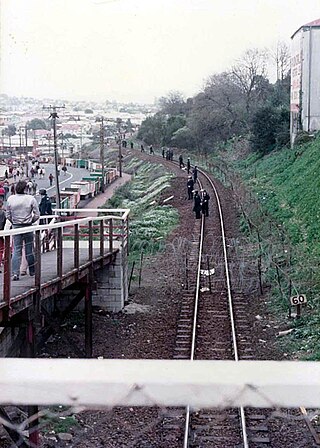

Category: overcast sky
[1, 0, 319, 104]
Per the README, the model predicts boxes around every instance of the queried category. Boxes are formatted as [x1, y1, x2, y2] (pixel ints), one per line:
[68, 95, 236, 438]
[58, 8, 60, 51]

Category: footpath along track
[141, 153, 319, 448]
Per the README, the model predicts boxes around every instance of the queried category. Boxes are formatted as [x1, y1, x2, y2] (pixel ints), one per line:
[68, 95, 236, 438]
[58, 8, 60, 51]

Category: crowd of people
[135, 142, 210, 219]
[0, 158, 55, 279]
[186, 166, 210, 219]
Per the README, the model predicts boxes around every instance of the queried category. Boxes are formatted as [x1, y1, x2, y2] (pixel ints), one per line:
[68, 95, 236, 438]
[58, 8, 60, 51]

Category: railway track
[155, 157, 319, 448]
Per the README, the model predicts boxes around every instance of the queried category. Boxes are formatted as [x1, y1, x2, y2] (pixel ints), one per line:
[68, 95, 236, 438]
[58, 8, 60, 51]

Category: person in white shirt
[5, 180, 40, 280]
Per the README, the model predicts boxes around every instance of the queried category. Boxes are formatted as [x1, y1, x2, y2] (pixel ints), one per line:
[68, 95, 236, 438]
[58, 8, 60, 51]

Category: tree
[84, 108, 93, 114]
[231, 48, 269, 120]
[5, 124, 16, 148]
[137, 114, 166, 146]
[26, 118, 47, 130]
[171, 126, 195, 149]
[272, 41, 291, 82]
[162, 115, 186, 145]
[158, 91, 186, 116]
[250, 105, 290, 153]
[125, 118, 133, 133]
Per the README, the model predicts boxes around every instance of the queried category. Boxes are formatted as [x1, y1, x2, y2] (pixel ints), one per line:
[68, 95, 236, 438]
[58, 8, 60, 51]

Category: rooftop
[292, 17, 320, 38]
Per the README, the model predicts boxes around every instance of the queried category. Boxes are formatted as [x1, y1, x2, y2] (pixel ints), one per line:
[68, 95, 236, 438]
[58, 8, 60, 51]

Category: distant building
[291, 18, 320, 145]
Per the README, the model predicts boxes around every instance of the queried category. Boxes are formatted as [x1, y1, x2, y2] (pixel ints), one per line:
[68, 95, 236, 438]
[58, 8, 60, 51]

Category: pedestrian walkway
[82, 173, 131, 215]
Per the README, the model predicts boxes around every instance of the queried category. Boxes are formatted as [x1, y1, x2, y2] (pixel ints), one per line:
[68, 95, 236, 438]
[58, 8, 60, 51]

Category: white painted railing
[0, 359, 319, 408]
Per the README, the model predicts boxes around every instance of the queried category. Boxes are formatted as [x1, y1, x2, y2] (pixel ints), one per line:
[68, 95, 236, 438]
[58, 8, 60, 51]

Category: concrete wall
[92, 247, 128, 312]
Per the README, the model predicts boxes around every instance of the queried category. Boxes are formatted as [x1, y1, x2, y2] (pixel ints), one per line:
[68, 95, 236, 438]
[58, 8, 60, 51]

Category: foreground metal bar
[0, 360, 320, 408]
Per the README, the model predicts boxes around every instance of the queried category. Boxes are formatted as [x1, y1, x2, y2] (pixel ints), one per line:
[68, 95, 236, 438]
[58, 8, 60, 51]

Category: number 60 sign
[290, 294, 307, 306]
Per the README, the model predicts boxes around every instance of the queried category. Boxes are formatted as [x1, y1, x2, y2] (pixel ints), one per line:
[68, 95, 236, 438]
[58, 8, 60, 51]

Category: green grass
[230, 137, 320, 359]
[106, 158, 179, 263]
[40, 408, 80, 434]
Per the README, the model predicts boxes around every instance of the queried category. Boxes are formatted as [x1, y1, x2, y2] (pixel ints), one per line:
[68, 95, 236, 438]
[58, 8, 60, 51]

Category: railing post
[109, 218, 113, 252]
[57, 227, 63, 282]
[125, 217, 129, 255]
[3, 235, 11, 305]
[35, 230, 41, 288]
[100, 220, 104, 257]
[74, 223, 79, 271]
[88, 221, 93, 262]
[26, 321, 40, 446]
[85, 279, 92, 358]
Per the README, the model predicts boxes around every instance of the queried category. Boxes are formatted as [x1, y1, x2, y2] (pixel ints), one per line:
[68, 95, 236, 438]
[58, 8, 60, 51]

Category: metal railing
[0, 208, 130, 309]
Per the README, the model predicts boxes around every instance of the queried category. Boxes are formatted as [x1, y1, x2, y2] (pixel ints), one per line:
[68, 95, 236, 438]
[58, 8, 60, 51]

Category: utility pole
[99, 117, 105, 193]
[43, 105, 65, 210]
[47, 133, 52, 156]
[24, 126, 29, 177]
[60, 132, 65, 162]
[118, 128, 122, 178]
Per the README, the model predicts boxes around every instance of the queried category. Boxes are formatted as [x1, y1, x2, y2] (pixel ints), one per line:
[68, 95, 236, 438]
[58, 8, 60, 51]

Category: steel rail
[152, 155, 249, 448]
[198, 167, 249, 448]
[183, 178, 205, 448]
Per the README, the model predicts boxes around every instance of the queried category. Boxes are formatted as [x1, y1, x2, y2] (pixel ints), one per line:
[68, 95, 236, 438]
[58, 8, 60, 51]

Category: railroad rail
[155, 157, 319, 447]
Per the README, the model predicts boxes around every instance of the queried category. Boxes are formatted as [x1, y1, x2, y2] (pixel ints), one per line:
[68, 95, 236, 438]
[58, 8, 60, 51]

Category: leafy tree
[137, 114, 166, 146]
[162, 115, 186, 145]
[5, 124, 16, 147]
[7, 124, 16, 136]
[125, 118, 133, 133]
[171, 126, 195, 149]
[26, 118, 47, 130]
[250, 105, 290, 153]
[84, 108, 93, 114]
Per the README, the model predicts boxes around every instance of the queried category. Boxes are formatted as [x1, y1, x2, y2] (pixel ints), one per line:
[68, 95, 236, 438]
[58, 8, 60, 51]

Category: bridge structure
[0, 208, 129, 355]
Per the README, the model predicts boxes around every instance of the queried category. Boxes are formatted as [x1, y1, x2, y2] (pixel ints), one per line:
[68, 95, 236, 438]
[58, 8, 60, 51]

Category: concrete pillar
[93, 247, 128, 312]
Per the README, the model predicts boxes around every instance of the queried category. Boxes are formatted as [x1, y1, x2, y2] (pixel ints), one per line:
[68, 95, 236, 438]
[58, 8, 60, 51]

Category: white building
[290, 18, 320, 144]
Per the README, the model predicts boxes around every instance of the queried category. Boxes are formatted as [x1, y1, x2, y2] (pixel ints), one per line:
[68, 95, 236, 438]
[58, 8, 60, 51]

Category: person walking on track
[187, 176, 194, 200]
[187, 157, 191, 174]
[193, 190, 202, 219]
[201, 189, 210, 217]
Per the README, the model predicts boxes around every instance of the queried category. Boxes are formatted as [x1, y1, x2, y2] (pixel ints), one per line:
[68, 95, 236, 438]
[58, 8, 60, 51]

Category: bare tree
[158, 91, 186, 116]
[230, 48, 269, 117]
[272, 41, 291, 81]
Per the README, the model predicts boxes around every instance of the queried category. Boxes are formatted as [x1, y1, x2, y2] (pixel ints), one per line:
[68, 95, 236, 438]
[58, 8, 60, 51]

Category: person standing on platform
[162, 147, 165, 158]
[193, 191, 202, 219]
[3, 181, 9, 201]
[179, 155, 184, 169]
[32, 179, 37, 196]
[141, 144, 145, 152]
[39, 189, 53, 217]
[201, 190, 210, 217]
[149, 145, 154, 154]
[130, 142, 134, 149]
[187, 176, 194, 200]
[6, 180, 40, 281]
[0, 200, 6, 272]
[0, 184, 5, 202]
